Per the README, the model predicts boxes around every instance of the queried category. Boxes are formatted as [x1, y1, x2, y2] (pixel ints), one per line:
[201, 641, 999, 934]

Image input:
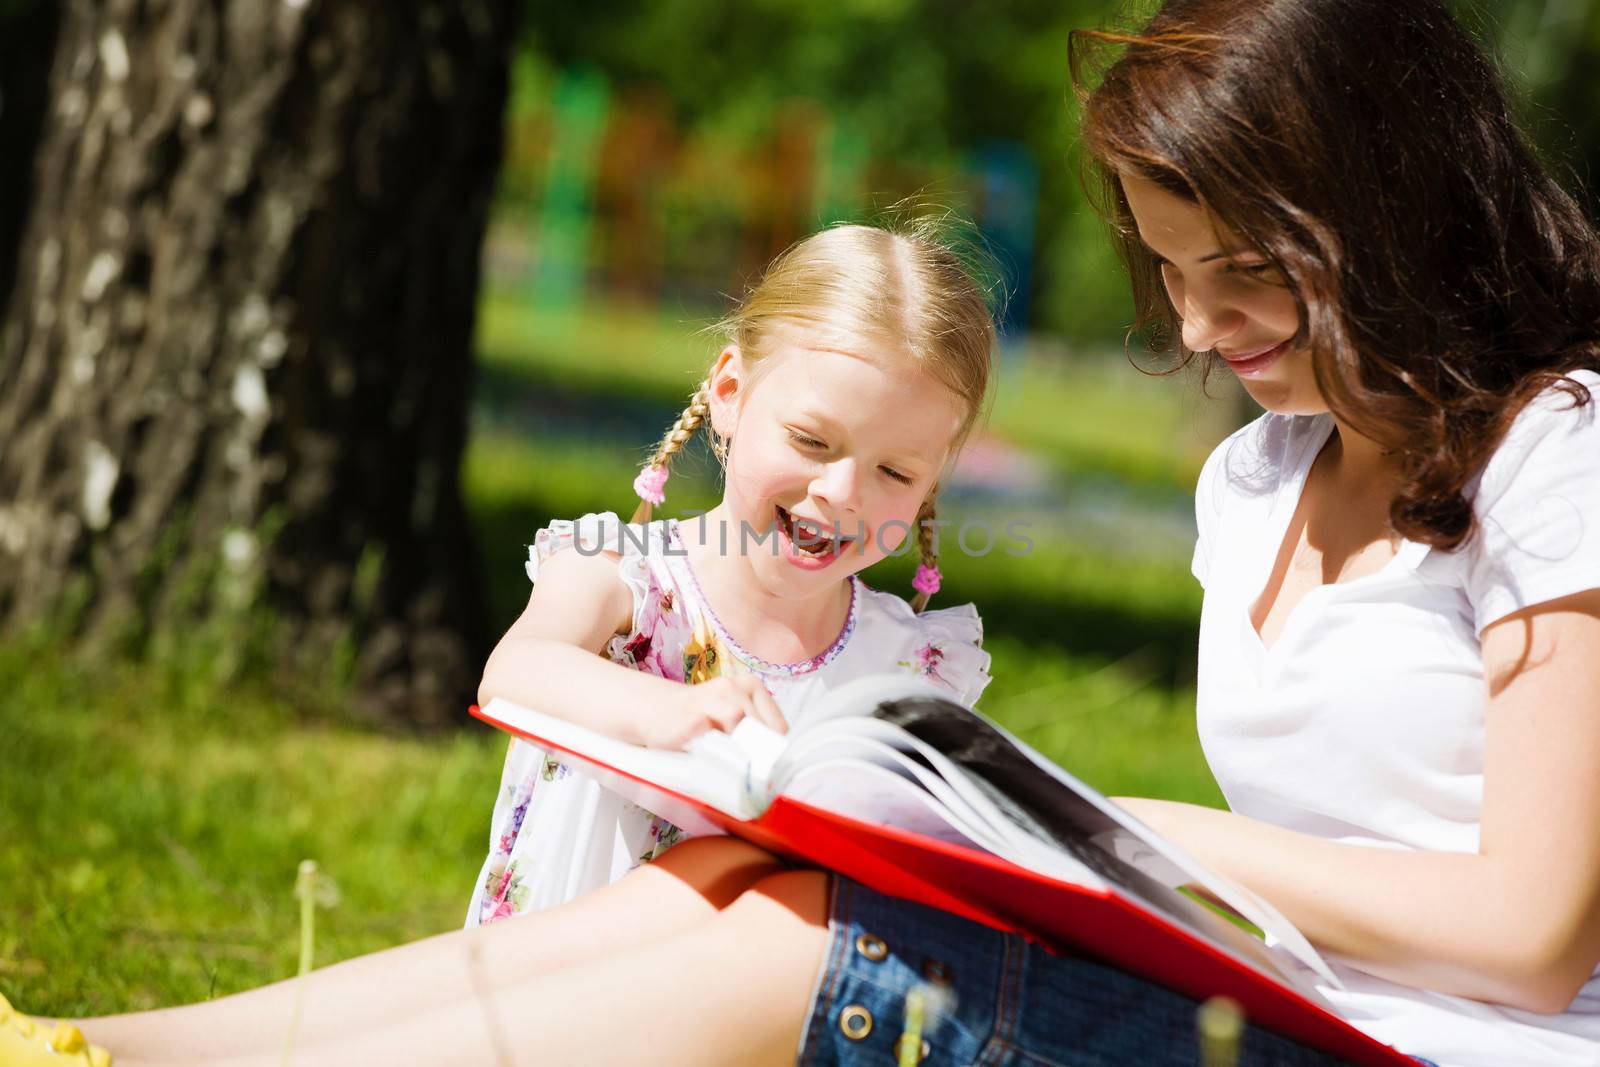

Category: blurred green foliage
[516, 0, 1600, 341]
[514, 0, 1141, 340]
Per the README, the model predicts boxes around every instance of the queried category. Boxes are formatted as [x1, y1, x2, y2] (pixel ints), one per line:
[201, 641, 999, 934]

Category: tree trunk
[0, 0, 518, 726]
[0, 0, 63, 315]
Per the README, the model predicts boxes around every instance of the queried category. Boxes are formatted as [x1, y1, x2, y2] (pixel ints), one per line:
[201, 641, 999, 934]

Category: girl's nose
[811, 458, 863, 515]
[1179, 293, 1246, 353]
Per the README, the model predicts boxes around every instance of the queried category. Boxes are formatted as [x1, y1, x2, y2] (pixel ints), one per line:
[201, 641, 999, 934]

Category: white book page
[780, 680, 1338, 995]
[775, 720, 1104, 886]
[989, 717, 1341, 989]
[479, 698, 753, 818]
[781, 759, 988, 849]
[778, 738, 1063, 865]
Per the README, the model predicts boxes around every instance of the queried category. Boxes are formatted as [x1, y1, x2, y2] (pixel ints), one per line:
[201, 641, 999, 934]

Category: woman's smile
[1217, 338, 1293, 378]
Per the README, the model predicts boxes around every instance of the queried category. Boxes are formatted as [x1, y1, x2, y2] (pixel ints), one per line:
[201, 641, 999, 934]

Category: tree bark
[0, 0, 518, 726]
[0, 0, 63, 315]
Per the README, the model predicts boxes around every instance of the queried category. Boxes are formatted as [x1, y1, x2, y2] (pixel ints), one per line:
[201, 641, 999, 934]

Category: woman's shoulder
[1486, 369, 1600, 462]
[1456, 370, 1600, 632]
[1471, 371, 1600, 508]
[1196, 410, 1325, 510]
[848, 582, 992, 705]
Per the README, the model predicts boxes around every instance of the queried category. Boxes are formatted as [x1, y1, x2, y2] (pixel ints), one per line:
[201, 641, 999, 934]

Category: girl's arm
[477, 546, 785, 747]
[1120, 587, 1600, 1013]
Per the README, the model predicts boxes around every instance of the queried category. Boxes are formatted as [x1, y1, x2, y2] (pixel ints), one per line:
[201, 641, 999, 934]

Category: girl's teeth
[778, 506, 848, 557]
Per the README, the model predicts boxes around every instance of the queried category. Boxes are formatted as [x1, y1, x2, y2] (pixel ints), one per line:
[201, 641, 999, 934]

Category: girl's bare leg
[77, 837, 788, 1062]
[119, 869, 832, 1067]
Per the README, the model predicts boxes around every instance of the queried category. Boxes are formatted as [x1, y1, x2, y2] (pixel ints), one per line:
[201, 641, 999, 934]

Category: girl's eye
[880, 466, 913, 485]
[788, 430, 825, 449]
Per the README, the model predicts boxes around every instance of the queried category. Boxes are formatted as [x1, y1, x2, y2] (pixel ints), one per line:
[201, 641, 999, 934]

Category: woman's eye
[880, 466, 913, 485]
[1229, 260, 1278, 279]
[788, 430, 825, 449]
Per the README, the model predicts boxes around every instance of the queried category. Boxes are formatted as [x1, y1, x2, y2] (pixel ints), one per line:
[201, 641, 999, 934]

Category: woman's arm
[1121, 587, 1600, 1013]
[477, 547, 784, 747]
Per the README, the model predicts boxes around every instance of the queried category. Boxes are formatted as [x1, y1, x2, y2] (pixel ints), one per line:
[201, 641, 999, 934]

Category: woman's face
[1121, 174, 1325, 415]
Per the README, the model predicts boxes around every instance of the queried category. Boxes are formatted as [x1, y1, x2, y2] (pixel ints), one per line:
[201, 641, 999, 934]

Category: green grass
[2, 624, 1217, 1018]
[476, 291, 1242, 491]
[2, 294, 1226, 1016]
[0, 636, 503, 1016]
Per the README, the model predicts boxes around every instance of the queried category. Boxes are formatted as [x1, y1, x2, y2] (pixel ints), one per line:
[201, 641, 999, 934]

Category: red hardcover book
[471, 678, 1417, 1067]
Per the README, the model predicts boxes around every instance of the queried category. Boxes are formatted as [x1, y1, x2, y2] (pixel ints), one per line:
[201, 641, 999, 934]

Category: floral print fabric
[465, 512, 992, 926]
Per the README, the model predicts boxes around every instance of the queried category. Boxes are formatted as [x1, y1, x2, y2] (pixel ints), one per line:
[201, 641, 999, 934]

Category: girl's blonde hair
[631, 221, 997, 612]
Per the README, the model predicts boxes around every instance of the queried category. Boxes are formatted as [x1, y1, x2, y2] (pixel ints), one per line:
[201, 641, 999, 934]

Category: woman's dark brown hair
[1070, 0, 1600, 550]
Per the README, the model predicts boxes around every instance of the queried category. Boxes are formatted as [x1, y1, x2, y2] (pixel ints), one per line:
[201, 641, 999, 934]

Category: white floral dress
[465, 511, 992, 926]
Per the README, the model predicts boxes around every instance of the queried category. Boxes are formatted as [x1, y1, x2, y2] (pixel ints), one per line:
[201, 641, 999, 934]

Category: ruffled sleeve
[907, 602, 993, 706]
[525, 512, 664, 634]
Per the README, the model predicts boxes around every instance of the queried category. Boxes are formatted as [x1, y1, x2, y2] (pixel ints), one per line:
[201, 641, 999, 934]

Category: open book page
[780, 759, 987, 847]
[772, 718, 1105, 884]
[478, 698, 754, 818]
[977, 716, 1340, 989]
[480, 684, 1336, 998]
[807, 677, 1339, 989]
[475, 697, 1002, 847]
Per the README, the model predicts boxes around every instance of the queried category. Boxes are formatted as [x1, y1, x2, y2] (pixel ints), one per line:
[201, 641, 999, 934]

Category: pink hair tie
[633, 464, 669, 505]
[912, 564, 942, 597]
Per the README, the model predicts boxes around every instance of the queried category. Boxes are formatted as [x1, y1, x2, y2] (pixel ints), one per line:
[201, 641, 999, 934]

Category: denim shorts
[797, 877, 1363, 1067]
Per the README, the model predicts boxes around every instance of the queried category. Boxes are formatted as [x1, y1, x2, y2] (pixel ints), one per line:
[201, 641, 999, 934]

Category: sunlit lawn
[476, 290, 1242, 490]
[2, 624, 1215, 1016]
[3, 294, 1227, 1017]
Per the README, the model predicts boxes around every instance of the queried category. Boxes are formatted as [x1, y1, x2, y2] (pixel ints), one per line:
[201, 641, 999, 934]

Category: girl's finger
[749, 684, 787, 734]
[709, 701, 747, 733]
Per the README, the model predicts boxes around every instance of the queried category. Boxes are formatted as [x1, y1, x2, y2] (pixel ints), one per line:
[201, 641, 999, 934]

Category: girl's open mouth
[775, 505, 857, 569]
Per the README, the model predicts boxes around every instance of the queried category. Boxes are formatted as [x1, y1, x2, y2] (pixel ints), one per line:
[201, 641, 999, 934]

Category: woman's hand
[646, 676, 788, 750]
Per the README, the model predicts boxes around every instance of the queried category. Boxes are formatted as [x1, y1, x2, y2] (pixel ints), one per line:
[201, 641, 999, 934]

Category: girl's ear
[707, 345, 744, 438]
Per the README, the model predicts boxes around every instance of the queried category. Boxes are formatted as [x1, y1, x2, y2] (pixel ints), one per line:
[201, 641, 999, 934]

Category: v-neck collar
[1244, 415, 1431, 658]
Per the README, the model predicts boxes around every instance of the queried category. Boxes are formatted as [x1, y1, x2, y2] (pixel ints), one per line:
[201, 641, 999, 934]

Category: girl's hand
[649, 676, 788, 750]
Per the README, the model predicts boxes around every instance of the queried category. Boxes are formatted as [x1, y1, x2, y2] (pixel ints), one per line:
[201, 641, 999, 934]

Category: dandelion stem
[279, 860, 320, 1067]
[1197, 995, 1244, 1067]
[898, 985, 926, 1067]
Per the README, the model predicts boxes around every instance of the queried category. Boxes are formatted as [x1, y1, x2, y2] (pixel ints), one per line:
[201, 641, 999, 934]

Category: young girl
[13, 2, 1600, 1065]
[465, 222, 997, 921]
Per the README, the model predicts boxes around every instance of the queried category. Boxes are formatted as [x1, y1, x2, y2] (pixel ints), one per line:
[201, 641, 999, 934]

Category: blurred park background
[3, 0, 1598, 1017]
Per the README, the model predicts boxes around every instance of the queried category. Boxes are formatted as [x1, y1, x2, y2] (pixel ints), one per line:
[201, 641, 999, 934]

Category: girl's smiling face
[1122, 174, 1323, 415]
[707, 331, 967, 595]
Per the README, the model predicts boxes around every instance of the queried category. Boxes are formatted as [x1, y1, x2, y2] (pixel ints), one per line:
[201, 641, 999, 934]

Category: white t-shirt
[1192, 370, 1600, 1067]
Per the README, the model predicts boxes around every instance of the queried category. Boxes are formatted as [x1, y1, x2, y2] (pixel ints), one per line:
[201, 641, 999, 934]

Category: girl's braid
[630, 379, 714, 523]
[909, 493, 941, 613]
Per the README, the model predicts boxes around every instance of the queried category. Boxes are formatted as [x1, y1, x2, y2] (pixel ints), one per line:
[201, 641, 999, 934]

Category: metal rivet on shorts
[894, 1034, 931, 1062]
[921, 958, 952, 984]
[838, 1004, 874, 1040]
[854, 932, 889, 961]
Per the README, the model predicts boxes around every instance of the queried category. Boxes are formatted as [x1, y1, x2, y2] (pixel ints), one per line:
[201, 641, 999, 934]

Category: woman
[11, 1, 1598, 1064]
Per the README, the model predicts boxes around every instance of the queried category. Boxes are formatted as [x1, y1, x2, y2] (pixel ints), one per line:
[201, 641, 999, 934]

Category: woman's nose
[1179, 292, 1246, 353]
